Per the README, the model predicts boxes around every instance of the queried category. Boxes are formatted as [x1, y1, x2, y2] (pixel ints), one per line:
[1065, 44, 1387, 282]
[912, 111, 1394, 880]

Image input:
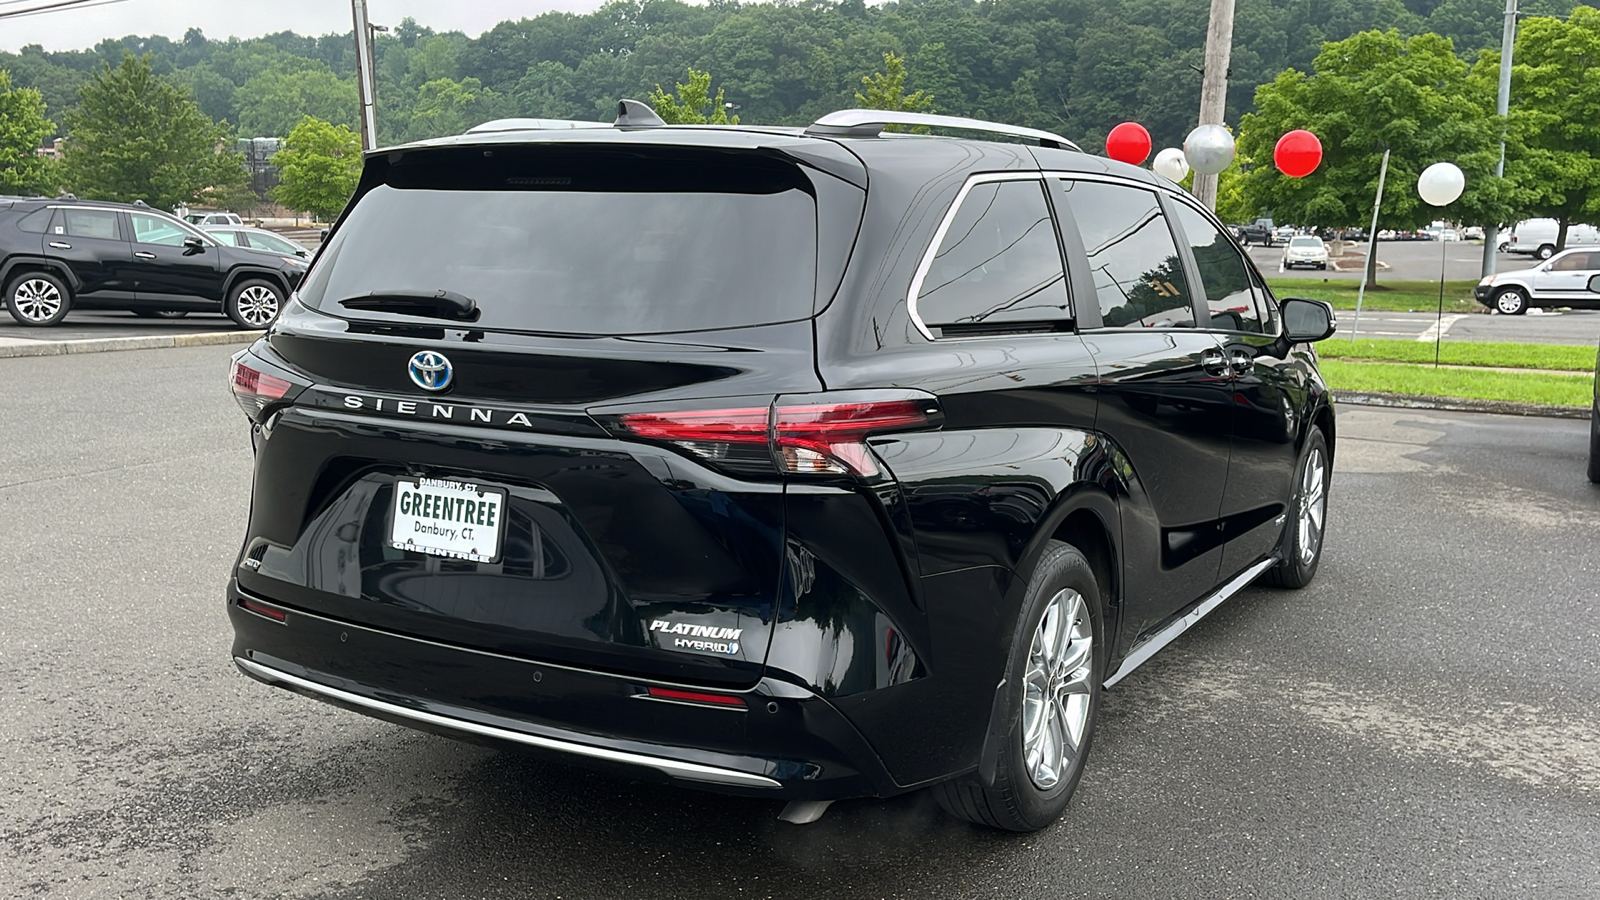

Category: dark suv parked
[0, 196, 307, 328]
[226, 106, 1338, 832]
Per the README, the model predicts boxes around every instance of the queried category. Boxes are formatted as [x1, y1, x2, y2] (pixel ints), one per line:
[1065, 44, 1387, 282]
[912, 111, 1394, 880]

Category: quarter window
[916, 179, 1070, 331]
[58, 209, 121, 241]
[1171, 202, 1264, 333]
[130, 213, 193, 247]
[1055, 180, 1193, 328]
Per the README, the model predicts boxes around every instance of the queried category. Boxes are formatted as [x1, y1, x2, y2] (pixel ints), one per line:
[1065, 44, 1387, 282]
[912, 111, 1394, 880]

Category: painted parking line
[1416, 314, 1467, 343]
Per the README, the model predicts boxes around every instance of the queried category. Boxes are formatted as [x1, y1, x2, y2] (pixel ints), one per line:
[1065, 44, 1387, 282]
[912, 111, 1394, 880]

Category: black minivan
[226, 106, 1337, 832]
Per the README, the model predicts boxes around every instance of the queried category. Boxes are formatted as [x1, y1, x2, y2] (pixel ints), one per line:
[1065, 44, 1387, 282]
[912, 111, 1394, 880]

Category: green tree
[1234, 31, 1504, 286]
[272, 116, 362, 222]
[0, 70, 57, 195]
[648, 68, 738, 124]
[235, 63, 357, 137]
[855, 51, 933, 114]
[60, 54, 246, 210]
[404, 77, 509, 141]
[1484, 7, 1600, 251]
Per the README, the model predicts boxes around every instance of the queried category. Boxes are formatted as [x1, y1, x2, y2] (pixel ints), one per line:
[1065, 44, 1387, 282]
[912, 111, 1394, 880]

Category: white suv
[1475, 248, 1600, 314]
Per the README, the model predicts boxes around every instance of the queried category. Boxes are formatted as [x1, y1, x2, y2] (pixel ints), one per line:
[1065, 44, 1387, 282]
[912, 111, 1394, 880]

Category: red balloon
[1275, 130, 1323, 178]
[1105, 122, 1152, 165]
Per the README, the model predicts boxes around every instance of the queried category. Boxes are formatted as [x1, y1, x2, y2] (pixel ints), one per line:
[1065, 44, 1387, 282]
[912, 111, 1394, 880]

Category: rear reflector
[616, 398, 932, 478]
[230, 360, 293, 420]
[238, 597, 288, 622]
[645, 686, 748, 709]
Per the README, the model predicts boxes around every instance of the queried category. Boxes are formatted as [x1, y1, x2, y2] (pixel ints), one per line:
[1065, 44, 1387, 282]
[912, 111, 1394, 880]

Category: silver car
[1475, 248, 1600, 315]
[1282, 235, 1329, 270]
[204, 226, 310, 260]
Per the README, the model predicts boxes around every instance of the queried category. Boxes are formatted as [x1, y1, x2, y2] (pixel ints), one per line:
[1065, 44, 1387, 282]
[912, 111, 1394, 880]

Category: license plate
[389, 478, 507, 563]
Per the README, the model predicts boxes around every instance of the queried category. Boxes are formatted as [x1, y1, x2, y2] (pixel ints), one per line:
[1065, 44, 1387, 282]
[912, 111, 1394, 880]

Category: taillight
[612, 393, 938, 479]
[230, 360, 292, 420]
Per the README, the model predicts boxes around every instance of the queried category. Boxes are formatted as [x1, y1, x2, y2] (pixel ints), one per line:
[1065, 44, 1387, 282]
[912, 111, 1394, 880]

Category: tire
[132, 309, 190, 319]
[1537, 244, 1556, 260]
[225, 279, 284, 329]
[1587, 409, 1600, 485]
[4, 271, 72, 327]
[933, 541, 1105, 832]
[1493, 287, 1529, 316]
[1266, 428, 1330, 589]
[1318, 262, 1328, 270]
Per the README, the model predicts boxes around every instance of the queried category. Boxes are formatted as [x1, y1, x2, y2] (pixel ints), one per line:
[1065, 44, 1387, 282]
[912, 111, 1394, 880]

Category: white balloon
[1152, 148, 1189, 182]
[1183, 124, 1236, 176]
[1417, 161, 1465, 206]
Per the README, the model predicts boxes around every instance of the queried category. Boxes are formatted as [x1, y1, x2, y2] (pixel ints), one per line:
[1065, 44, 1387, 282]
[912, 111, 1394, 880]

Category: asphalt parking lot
[2, 344, 1597, 899]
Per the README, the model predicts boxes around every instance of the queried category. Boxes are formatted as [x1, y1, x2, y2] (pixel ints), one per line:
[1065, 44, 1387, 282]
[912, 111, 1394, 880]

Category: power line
[0, 0, 130, 20]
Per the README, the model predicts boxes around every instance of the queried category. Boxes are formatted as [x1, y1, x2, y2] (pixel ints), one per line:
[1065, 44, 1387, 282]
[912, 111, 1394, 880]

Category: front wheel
[225, 279, 284, 329]
[933, 541, 1104, 831]
[4, 271, 72, 326]
[1494, 287, 1529, 316]
[1267, 428, 1330, 589]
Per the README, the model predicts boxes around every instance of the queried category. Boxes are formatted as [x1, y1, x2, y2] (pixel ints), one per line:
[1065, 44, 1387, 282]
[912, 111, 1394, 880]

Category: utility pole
[1480, 0, 1518, 277]
[1193, 0, 1237, 210]
[351, 0, 379, 151]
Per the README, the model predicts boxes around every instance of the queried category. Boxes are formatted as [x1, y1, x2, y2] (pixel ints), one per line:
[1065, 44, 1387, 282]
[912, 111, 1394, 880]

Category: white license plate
[389, 478, 507, 563]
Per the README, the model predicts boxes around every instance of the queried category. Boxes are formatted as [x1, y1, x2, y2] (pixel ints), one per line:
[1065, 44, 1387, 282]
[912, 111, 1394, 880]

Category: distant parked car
[1475, 247, 1600, 315]
[1236, 217, 1276, 246]
[184, 211, 244, 228]
[1282, 235, 1330, 270]
[1505, 218, 1600, 259]
[1274, 225, 1297, 244]
[1462, 226, 1485, 240]
[205, 225, 310, 259]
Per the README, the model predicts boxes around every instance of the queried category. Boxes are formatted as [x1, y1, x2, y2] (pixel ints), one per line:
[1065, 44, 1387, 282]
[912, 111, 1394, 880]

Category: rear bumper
[228, 582, 904, 801]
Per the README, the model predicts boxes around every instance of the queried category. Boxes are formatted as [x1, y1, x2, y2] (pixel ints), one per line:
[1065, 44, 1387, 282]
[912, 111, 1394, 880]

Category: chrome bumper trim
[1103, 556, 1278, 689]
[234, 656, 783, 790]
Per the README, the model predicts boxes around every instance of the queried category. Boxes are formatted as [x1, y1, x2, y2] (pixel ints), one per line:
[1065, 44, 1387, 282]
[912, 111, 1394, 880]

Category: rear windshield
[298, 147, 819, 335]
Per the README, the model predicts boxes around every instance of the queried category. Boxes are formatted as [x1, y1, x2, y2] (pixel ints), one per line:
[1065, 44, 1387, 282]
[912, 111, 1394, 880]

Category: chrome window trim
[235, 656, 783, 790]
[906, 171, 1049, 341]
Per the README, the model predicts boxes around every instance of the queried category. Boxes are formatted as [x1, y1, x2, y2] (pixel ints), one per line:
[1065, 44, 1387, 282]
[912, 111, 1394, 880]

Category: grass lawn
[1318, 359, 1593, 407]
[1266, 278, 1481, 312]
[1320, 339, 1597, 372]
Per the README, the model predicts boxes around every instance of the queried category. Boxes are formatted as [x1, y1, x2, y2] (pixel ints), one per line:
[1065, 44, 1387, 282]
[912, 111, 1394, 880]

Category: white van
[1505, 218, 1600, 258]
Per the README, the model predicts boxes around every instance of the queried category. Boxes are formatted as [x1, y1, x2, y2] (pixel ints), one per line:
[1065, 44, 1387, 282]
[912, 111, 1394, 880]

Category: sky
[0, 0, 603, 53]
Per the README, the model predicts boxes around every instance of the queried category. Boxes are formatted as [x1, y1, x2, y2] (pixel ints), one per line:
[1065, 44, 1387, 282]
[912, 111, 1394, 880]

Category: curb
[1334, 390, 1590, 420]
[0, 330, 261, 359]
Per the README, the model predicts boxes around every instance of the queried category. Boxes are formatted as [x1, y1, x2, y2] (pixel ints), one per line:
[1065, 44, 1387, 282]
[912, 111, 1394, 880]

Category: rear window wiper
[338, 290, 480, 322]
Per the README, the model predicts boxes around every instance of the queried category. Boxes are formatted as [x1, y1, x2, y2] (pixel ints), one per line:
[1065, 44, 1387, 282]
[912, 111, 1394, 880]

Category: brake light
[615, 397, 934, 478]
[230, 360, 292, 420]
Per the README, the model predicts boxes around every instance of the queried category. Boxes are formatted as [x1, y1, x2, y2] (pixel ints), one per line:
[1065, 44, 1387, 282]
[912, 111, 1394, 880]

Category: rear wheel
[225, 279, 283, 329]
[1494, 287, 1529, 316]
[934, 541, 1104, 832]
[1587, 409, 1600, 485]
[4, 271, 71, 326]
[1267, 428, 1329, 589]
[1537, 244, 1556, 260]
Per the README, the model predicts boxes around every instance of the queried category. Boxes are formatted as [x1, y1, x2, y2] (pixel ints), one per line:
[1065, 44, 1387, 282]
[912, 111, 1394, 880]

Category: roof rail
[805, 110, 1080, 151]
[467, 118, 603, 134]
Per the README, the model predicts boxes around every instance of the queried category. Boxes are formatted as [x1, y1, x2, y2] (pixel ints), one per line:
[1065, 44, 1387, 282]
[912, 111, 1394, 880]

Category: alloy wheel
[12, 278, 62, 323]
[236, 285, 280, 327]
[1298, 444, 1328, 566]
[1021, 588, 1094, 791]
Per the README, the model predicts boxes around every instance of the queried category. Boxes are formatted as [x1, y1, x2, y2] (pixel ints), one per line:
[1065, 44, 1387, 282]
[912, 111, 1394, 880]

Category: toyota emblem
[407, 351, 453, 392]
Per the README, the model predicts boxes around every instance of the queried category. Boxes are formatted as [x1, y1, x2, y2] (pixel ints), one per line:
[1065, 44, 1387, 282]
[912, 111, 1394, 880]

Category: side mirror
[1281, 297, 1337, 343]
[1588, 274, 1600, 293]
[295, 248, 308, 258]
[182, 236, 205, 251]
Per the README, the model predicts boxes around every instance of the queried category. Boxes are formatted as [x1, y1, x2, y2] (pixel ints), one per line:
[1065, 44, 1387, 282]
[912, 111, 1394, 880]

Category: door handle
[134, 251, 157, 259]
[1227, 348, 1255, 376]
[48, 241, 71, 249]
[1200, 347, 1231, 377]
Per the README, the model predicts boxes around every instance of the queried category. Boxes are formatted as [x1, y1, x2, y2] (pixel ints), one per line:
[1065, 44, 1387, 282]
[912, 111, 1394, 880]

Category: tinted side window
[1056, 180, 1193, 328]
[1171, 202, 1264, 333]
[1552, 252, 1594, 271]
[60, 209, 122, 241]
[916, 179, 1070, 330]
[17, 208, 53, 233]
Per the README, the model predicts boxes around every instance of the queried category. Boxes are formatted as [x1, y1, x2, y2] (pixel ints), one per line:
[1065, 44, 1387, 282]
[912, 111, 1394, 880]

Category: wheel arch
[222, 266, 290, 299]
[1, 256, 80, 293]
